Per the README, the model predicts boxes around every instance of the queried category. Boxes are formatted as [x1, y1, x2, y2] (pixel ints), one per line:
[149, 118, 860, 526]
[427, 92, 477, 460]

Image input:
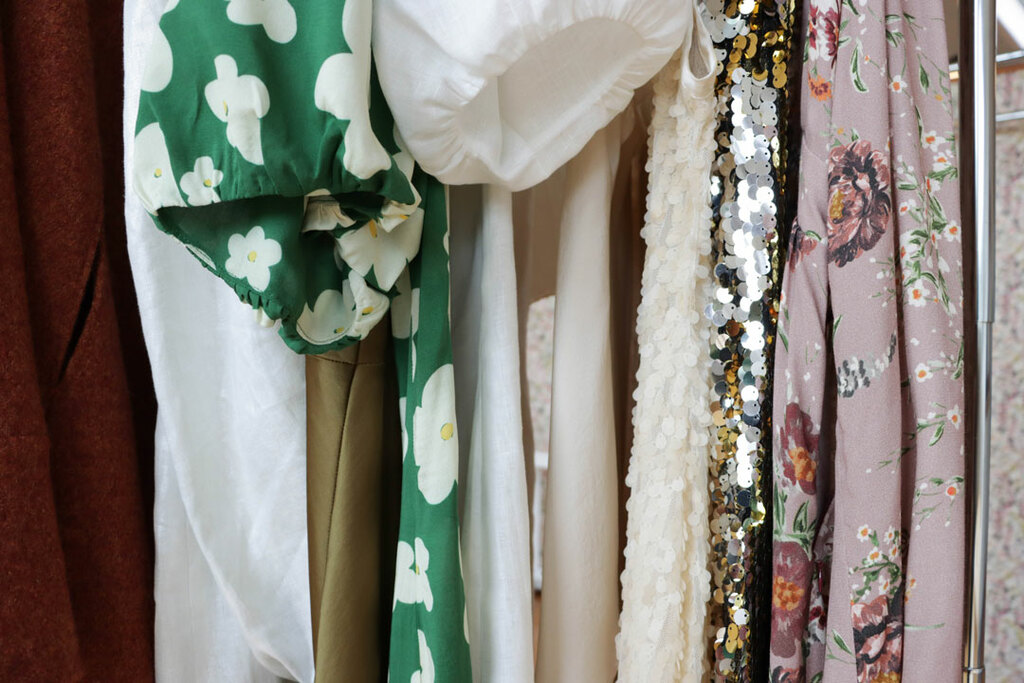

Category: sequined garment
[698, 0, 797, 679]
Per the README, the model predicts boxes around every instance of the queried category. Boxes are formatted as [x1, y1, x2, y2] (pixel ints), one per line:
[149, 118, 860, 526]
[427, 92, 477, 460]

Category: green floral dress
[133, 1, 471, 680]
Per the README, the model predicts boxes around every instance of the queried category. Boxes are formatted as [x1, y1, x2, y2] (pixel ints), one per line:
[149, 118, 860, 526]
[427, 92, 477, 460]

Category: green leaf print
[927, 193, 947, 222]
[919, 64, 930, 91]
[952, 340, 964, 380]
[832, 630, 854, 655]
[928, 166, 957, 181]
[794, 501, 810, 534]
[929, 421, 945, 446]
[773, 484, 787, 540]
[851, 44, 868, 93]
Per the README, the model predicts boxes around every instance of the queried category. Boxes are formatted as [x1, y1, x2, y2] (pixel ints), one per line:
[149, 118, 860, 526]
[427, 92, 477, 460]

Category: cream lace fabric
[616, 11, 718, 682]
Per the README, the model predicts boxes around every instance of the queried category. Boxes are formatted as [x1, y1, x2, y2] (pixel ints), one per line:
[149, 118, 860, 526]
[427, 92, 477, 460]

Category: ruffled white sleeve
[372, 0, 690, 190]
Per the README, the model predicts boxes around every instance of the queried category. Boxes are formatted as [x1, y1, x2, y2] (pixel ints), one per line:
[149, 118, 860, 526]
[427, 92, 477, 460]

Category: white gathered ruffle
[616, 9, 718, 682]
[372, 0, 690, 191]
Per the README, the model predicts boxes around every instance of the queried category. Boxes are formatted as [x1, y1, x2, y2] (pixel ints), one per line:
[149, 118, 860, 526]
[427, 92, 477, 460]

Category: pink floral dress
[769, 0, 965, 679]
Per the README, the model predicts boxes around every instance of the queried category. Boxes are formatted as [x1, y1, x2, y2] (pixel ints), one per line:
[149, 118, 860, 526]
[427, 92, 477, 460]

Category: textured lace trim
[615, 37, 718, 683]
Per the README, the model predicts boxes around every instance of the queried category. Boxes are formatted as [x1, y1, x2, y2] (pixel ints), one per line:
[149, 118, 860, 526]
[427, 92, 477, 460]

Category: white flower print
[141, 0, 179, 91]
[412, 364, 458, 505]
[857, 524, 871, 542]
[907, 282, 930, 307]
[313, 0, 391, 178]
[301, 189, 355, 233]
[376, 126, 421, 232]
[338, 271, 389, 339]
[379, 198, 421, 233]
[225, 0, 296, 43]
[947, 405, 962, 429]
[336, 209, 423, 291]
[412, 339, 418, 380]
[410, 630, 435, 683]
[295, 271, 388, 345]
[133, 123, 185, 214]
[399, 396, 408, 461]
[944, 220, 961, 242]
[890, 75, 908, 93]
[142, 25, 173, 92]
[932, 152, 952, 172]
[390, 275, 421, 377]
[393, 538, 433, 611]
[204, 55, 270, 165]
[921, 130, 941, 151]
[225, 226, 281, 291]
[180, 156, 223, 206]
[913, 362, 932, 382]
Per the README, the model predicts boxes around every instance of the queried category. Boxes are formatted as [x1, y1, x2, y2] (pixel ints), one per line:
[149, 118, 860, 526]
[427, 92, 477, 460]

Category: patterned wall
[985, 66, 1024, 682]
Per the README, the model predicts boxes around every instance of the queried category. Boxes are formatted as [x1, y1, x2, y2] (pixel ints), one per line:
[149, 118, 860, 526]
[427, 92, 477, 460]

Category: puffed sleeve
[372, 0, 690, 190]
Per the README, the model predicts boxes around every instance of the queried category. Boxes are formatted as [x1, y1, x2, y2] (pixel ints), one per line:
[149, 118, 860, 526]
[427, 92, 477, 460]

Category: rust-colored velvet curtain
[0, 1, 156, 680]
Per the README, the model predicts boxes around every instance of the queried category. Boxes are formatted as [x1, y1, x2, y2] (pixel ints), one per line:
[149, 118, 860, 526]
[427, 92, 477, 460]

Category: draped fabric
[699, 0, 798, 676]
[616, 12, 718, 680]
[132, 1, 470, 679]
[126, 0, 313, 678]
[0, 1, 155, 679]
[524, 116, 626, 683]
[374, 6, 693, 680]
[769, 0, 966, 678]
[449, 185, 536, 683]
[304, 321, 403, 682]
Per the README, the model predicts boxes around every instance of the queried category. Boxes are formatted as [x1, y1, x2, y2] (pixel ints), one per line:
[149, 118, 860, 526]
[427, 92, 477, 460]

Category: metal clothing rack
[959, 0, 996, 680]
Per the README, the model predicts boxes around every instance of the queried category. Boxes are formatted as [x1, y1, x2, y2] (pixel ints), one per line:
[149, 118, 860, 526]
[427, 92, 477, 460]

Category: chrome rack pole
[961, 0, 996, 678]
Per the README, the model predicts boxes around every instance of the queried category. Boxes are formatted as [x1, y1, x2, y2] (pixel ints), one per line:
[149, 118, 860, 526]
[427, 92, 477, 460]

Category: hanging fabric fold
[698, 0, 798, 677]
[616, 8, 718, 680]
[373, 5, 696, 680]
[132, 0, 470, 679]
[769, 0, 966, 678]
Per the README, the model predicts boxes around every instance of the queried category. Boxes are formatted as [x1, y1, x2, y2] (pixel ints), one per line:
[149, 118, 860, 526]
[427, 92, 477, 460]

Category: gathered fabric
[372, 0, 691, 190]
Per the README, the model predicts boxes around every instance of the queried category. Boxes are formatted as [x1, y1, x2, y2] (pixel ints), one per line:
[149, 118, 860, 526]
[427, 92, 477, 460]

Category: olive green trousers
[305, 322, 402, 683]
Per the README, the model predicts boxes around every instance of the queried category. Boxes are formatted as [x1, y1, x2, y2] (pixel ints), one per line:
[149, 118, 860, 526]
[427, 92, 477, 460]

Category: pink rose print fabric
[769, 0, 965, 678]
